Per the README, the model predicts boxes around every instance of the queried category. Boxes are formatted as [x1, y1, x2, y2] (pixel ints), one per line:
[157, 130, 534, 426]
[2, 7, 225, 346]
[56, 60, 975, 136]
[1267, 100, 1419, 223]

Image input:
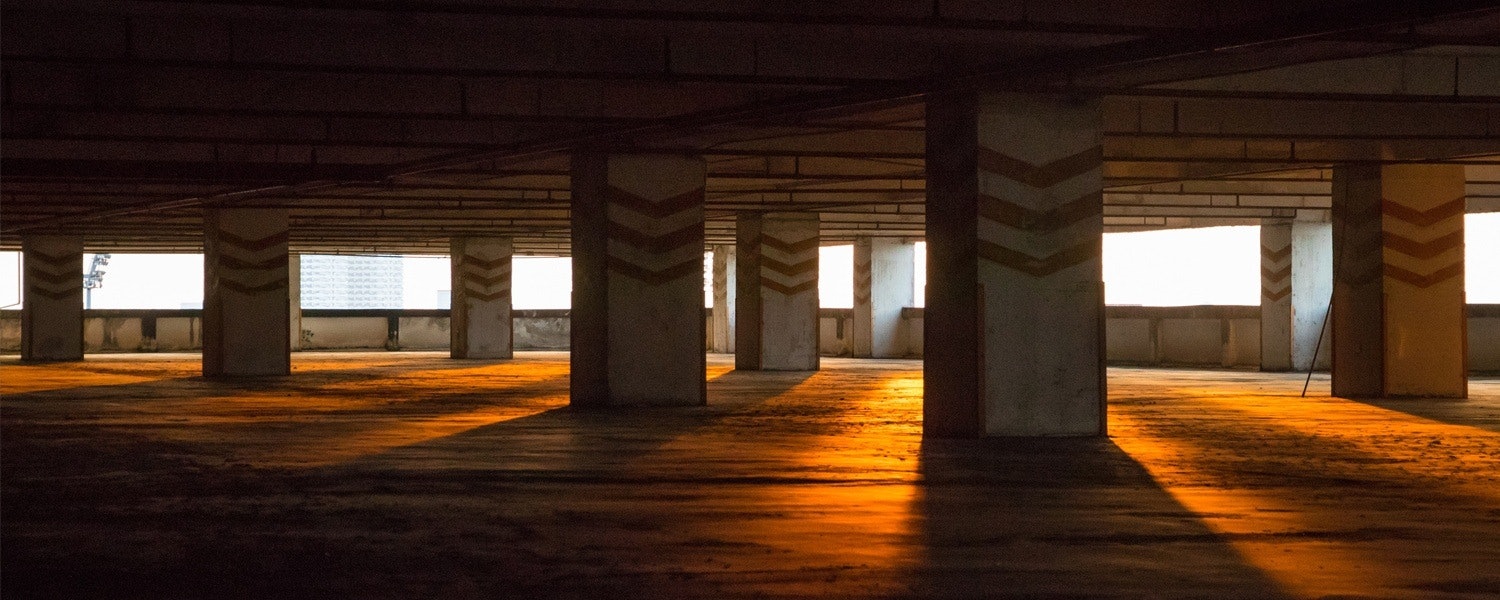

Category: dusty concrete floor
[3, 352, 1498, 599]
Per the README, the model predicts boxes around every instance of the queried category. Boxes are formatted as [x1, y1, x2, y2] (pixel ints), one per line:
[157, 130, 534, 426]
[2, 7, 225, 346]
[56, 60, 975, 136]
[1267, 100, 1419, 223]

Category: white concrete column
[450, 237, 514, 359]
[1332, 164, 1467, 398]
[571, 153, 706, 406]
[711, 244, 736, 353]
[853, 239, 874, 357]
[1260, 219, 1294, 371]
[924, 91, 1106, 437]
[852, 237, 915, 358]
[20, 235, 84, 361]
[736, 212, 819, 371]
[1260, 219, 1333, 371]
[203, 208, 291, 377]
[288, 252, 302, 351]
[1290, 222, 1334, 371]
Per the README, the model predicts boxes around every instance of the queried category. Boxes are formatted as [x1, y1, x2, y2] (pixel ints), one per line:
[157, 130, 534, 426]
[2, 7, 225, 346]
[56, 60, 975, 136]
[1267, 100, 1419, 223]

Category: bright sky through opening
[1, 218, 1497, 309]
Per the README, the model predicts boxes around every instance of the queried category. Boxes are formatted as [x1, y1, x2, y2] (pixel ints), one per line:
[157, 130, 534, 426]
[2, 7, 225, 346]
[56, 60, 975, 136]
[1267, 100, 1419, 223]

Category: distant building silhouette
[300, 255, 403, 309]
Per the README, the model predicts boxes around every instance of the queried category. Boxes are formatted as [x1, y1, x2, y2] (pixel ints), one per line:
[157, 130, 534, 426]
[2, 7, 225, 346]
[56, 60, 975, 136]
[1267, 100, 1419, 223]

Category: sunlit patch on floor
[3, 355, 1498, 598]
[1111, 373, 1500, 599]
[0, 362, 172, 394]
[639, 364, 925, 596]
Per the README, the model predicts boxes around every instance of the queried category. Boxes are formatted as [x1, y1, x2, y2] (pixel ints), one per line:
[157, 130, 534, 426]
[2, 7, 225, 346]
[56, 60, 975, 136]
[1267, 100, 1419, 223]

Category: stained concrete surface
[2, 352, 1498, 599]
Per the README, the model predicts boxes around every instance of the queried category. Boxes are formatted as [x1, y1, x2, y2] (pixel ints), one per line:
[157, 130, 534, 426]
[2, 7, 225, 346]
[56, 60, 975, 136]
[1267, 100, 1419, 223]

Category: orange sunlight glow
[3, 355, 572, 468]
[1110, 409, 1384, 597]
[645, 366, 925, 595]
[0, 363, 167, 394]
[1110, 375, 1500, 599]
[247, 360, 573, 467]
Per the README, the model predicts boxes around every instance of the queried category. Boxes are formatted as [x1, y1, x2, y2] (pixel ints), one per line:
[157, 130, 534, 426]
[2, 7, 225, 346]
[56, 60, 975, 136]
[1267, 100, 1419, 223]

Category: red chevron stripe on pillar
[1260, 218, 1334, 373]
[851, 238, 875, 358]
[926, 91, 1106, 438]
[571, 153, 706, 407]
[851, 236, 916, 359]
[755, 212, 819, 371]
[1332, 163, 1467, 398]
[451, 237, 514, 359]
[203, 208, 291, 377]
[1260, 220, 1296, 371]
[20, 235, 84, 361]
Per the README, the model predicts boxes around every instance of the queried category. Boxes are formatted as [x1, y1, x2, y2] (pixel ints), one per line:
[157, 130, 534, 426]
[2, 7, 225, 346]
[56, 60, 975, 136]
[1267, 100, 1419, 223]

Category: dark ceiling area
[3, 0, 1498, 253]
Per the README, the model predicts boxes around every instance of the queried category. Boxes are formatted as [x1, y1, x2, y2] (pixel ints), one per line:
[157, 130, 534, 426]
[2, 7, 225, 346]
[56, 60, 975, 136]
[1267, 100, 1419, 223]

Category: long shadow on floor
[0, 366, 581, 481]
[1113, 392, 1500, 598]
[3, 367, 835, 599]
[1352, 391, 1500, 433]
[326, 368, 820, 475]
[909, 437, 1293, 599]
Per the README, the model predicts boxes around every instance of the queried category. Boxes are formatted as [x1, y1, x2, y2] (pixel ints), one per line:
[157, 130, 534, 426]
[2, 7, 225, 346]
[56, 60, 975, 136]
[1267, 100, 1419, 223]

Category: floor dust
[3, 352, 1497, 599]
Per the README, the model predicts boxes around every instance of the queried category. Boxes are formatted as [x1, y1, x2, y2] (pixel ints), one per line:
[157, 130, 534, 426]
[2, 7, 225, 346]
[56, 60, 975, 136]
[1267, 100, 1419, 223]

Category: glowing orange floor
[2, 353, 1497, 599]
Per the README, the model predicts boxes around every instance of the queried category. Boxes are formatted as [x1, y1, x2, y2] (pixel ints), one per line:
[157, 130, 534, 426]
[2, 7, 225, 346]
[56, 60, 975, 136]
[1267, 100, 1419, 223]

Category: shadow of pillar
[907, 438, 1292, 599]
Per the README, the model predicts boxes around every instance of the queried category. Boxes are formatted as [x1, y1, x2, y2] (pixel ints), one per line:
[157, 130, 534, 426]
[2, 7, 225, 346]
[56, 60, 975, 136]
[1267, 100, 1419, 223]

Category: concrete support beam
[735, 212, 819, 371]
[571, 153, 706, 406]
[1259, 218, 1332, 371]
[20, 235, 83, 361]
[450, 237, 514, 359]
[711, 244, 736, 354]
[1332, 164, 1467, 398]
[288, 252, 302, 351]
[924, 91, 1106, 438]
[852, 236, 915, 358]
[203, 208, 291, 377]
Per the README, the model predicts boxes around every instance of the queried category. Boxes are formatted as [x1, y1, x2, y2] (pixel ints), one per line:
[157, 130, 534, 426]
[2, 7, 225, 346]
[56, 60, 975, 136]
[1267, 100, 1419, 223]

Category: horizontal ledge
[3, 304, 1499, 320]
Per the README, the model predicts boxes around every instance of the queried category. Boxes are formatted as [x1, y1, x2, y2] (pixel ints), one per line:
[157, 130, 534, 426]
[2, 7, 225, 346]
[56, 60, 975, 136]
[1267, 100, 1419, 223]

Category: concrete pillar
[288, 252, 302, 351]
[923, 91, 1106, 438]
[1260, 218, 1333, 371]
[853, 239, 873, 357]
[735, 212, 819, 371]
[1332, 164, 1467, 398]
[711, 244, 736, 353]
[20, 235, 83, 361]
[202, 208, 290, 377]
[852, 237, 916, 358]
[571, 153, 706, 406]
[450, 237, 514, 359]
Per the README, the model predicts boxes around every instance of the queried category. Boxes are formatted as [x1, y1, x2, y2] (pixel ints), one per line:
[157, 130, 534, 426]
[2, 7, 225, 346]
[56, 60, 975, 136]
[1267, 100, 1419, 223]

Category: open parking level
[4, 352, 1498, 599]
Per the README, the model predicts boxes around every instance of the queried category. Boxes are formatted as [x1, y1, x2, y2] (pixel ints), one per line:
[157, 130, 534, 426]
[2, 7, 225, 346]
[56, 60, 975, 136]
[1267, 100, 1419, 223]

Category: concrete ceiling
[2, 1, 1498, 253]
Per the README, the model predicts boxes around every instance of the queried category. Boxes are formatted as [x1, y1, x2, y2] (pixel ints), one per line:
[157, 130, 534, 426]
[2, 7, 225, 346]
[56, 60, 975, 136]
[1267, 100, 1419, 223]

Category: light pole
[83, 253, 110, 309]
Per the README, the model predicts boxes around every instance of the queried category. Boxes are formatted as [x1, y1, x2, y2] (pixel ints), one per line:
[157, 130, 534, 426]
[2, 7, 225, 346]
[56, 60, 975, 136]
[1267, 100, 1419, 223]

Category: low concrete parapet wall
[3, 306, 1498, 372]
[23, 309, 205, 353]
[298, 309, 570, 351]
[0, 308, 561, 353]
[902, 305, 1259, 367]
[1101, 305, 1262, 369]
[897, 305, 1500, 372]
[1471, 304, 1500, 373]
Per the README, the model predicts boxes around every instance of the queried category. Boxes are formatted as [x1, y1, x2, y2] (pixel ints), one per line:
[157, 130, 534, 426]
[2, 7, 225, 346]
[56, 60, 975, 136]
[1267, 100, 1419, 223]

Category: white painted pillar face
[450, 237, 514, 359]
[571, 154, 706, 407]
[924, 91, 1105, 438]
[1332, 164, 1467, 398]
[1290, 221, 1333, 371]
[853, 237, 915, 359]
[755, 213, 820, 371]
[1260, 220, 1295, 371]
[20, 235, 84, 361]
[1261, 220, 1333, 372]
[852, 239, 874, 357]
[203, 208, 291, 377]
[288, 253, 302, 352]
[711, 245, 736, 353]
[977, 94, 1105, 436]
